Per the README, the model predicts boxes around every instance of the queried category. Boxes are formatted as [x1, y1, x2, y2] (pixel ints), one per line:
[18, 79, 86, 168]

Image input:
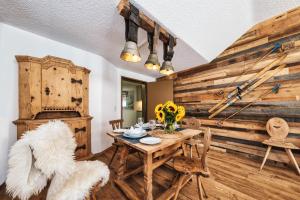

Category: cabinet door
[41, 66, 72, 110]
[67, 120, 88, 158]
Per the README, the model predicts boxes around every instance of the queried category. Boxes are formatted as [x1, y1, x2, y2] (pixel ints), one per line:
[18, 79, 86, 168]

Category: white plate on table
[113, 129, 128, 133]
[139, 137, 161, 145]
[123, 132, 147, 139]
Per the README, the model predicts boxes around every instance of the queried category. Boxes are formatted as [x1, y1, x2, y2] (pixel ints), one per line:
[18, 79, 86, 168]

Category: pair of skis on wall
[208, 43, 288, 124]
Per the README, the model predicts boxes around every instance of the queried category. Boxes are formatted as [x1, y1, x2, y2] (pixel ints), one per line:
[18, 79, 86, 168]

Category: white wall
[0, 23, 155, 184]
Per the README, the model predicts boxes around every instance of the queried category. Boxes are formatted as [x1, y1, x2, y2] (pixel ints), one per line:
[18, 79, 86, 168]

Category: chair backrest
[201, 128, 211, 171]
[109, 119, 123, 130]
[266, 117, 289, 141]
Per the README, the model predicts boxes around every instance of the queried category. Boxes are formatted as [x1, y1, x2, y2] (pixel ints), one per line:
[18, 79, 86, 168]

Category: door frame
[121, 76, 148, 122]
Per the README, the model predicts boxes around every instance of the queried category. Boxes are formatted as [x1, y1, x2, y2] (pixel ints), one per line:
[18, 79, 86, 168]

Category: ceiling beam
[117, 0, 176, 46]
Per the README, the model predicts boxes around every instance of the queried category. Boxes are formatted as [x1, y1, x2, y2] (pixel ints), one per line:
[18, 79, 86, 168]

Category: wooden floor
[1, 147, 300, 200]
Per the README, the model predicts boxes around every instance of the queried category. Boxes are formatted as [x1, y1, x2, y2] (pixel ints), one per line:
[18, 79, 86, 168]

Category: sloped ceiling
[134, 0, 300, 62]
[0, 0, 299, 77]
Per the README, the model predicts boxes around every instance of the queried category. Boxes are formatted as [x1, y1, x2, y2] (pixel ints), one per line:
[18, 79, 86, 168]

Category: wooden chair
[108, 119, 142, 167]
[260, 118, 300, 175]
[183, 117, 202, 158]
[173, 128, 212, 200]
[109, 119, 124, 167]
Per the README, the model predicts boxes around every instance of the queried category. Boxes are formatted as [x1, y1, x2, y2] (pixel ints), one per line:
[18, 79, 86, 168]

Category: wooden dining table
[107, 128, 202, 200]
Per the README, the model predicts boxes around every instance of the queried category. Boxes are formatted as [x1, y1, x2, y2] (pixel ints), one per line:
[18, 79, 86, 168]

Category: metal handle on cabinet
[75, 144, 86, 152]
[71, 78, 82, 85]
[45, 87, 50, 96]
[71, 97, 82, 105]
[75, 127, 86, 133]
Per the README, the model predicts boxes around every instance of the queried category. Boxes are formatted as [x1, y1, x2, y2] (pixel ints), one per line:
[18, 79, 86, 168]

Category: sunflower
[165, 101, 177, 113]
[164, 101, 173, 107]
[175, 114, 183, 122]
[155, 104, 163, 114]
[177, 106, 185, 116]
[175, 106, 185, 122]
[156, 111, 165, 123]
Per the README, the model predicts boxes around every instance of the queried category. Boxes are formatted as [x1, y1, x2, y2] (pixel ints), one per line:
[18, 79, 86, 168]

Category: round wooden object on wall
[266, 117, 289, 139]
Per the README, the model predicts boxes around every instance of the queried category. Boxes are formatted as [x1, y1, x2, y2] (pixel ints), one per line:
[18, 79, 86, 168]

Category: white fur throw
[47, 161, 109, 200]
[6, 134, 48, 200]
[6, 120, 110, 200]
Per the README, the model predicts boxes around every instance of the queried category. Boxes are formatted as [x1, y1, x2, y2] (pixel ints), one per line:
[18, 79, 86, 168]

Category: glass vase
[164, 122, 176, 134]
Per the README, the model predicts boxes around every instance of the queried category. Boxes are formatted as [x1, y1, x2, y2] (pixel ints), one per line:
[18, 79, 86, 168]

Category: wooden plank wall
[166, 7, 300, 163]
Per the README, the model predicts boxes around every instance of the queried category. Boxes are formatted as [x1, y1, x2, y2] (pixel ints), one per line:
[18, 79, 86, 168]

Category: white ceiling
[0, 0, 299, 78]
[133, 0, 300, 62]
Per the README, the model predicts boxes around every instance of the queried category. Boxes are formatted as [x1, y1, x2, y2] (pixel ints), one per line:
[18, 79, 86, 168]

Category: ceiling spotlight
[145, 23, 160, 70]
[120, 5, 141, 62]
[160, 35, 175, 75]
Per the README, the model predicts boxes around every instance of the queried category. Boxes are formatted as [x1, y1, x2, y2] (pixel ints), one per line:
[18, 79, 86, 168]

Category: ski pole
[217, 83, 281, 127]
[209, 64, 286, 119]
[208, 53, 287, 114]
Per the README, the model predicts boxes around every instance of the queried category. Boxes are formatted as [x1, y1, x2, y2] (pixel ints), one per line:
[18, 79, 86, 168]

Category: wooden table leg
[181, 143, 187, 157]
[260, 146, 272, 171]
[285, 148, 300, 175]
[116, 145, 129, 180]
[144, 153, 153, 200]
[196, 175, 204, 200]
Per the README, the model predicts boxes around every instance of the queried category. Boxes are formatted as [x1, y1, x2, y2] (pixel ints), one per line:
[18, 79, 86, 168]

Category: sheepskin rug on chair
[6, 120, 110, 200]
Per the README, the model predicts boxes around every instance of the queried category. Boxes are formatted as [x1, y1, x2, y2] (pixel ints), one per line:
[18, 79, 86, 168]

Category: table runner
[115, 128, 185, 144]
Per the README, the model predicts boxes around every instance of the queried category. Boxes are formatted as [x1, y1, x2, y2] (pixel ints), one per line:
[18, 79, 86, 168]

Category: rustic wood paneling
[170, 7, 300, 162]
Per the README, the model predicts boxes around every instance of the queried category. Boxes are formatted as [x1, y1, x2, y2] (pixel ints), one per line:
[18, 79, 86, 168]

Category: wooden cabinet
[14, 55, 92, 160]
[16, 55, 90, 119]
[14, 117, 92, 159]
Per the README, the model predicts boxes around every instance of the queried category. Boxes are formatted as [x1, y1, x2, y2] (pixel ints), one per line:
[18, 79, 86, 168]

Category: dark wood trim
[121, 76, 148, 122]
[117, 0, 176, 45]
[122, 76, 147, 85]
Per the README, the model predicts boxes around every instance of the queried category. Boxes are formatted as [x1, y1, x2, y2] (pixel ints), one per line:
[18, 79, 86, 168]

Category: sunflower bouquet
[155, 101, 185, 133]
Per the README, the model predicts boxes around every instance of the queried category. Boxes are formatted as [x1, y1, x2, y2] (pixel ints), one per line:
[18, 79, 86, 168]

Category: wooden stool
[173, 128, 211, 200]
[260, 118, 300, 175]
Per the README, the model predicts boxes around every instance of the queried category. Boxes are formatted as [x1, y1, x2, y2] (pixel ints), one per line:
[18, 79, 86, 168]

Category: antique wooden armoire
[13, 55, 92, 160]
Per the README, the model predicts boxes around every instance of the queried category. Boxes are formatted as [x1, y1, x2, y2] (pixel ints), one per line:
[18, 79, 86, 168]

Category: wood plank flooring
[1, 147, 300, 200]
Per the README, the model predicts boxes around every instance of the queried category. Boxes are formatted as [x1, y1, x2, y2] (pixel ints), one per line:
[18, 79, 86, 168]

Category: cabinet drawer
[14, 117, 92, 160]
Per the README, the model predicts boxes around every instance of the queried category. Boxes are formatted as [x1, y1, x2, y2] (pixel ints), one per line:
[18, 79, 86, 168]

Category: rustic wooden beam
[117, 0, 176, 45]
